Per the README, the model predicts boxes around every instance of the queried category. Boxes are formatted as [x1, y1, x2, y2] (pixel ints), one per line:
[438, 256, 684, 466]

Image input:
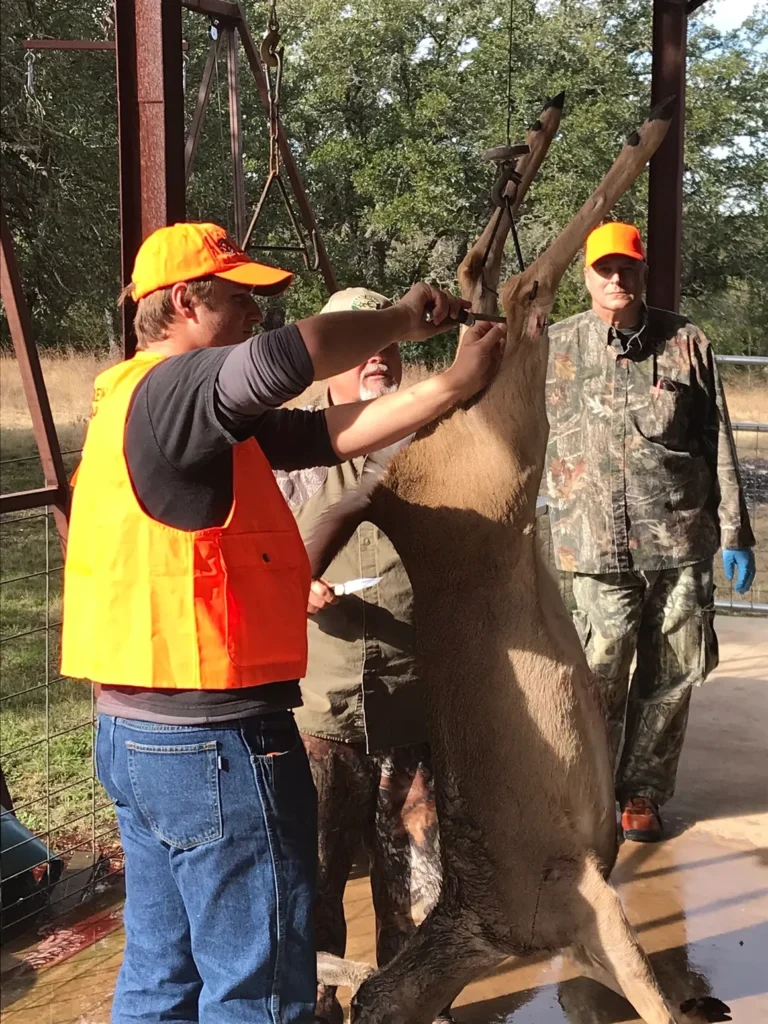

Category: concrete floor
[1, 616, 766, 1023]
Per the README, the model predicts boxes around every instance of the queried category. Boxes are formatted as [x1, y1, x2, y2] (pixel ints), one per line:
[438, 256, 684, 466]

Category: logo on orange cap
[584, 222, 645, 268]
[130, 222, 294, 300]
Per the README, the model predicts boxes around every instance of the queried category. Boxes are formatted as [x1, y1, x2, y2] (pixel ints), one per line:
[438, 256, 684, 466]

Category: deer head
[306, 100, 674, 577]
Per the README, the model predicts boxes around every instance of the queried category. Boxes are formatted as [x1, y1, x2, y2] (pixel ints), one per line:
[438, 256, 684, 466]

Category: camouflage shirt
[545, 306, 754, 574]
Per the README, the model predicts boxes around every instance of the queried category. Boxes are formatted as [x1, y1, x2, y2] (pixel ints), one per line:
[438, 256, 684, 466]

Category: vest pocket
[218, 532, 308, 669]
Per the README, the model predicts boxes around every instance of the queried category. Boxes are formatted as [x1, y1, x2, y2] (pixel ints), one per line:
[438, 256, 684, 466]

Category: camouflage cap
[320, 287, 392, 314]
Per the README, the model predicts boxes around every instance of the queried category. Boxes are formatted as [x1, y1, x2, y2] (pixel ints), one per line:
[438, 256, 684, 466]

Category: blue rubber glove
[722, 549, 756, 595]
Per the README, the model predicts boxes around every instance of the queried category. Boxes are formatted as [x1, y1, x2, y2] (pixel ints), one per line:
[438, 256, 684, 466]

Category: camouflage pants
[571, 559, 718, 807]
[301, 735, 441, 1024]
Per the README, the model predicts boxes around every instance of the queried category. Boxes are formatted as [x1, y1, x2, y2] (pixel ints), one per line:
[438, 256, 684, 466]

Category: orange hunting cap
[130, 222, 294, 301]
[584, 222, 646, 268]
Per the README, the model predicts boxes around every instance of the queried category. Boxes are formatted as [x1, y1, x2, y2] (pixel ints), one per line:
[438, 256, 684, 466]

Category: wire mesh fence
[1, 464, 122, 942]
[0, 357, 765, 943]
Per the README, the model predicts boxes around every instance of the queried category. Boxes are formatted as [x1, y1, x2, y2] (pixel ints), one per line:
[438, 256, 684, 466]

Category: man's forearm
[296, 306, 413, 380]
[324, 372, 462, 460]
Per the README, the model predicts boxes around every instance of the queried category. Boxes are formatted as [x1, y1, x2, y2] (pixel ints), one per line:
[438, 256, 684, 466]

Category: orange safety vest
[61, 351, 311, 689]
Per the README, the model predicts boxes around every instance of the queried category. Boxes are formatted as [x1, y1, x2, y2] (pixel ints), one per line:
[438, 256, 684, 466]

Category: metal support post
[647, 0, 687, 312]
[0, 212, 70, 548]
[115, 0, 186, 357]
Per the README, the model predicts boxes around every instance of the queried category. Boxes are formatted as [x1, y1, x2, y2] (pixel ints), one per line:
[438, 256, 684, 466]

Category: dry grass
[0, 352, 115, 449]
[1, 352, 763, 429]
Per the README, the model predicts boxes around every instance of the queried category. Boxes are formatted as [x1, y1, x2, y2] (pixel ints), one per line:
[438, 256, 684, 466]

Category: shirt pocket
[632, 385, 693, 450]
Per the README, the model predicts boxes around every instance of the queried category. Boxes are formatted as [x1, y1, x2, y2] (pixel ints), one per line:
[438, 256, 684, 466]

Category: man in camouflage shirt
[545, 222, 756, 842]
[276, 289, 448, 1024]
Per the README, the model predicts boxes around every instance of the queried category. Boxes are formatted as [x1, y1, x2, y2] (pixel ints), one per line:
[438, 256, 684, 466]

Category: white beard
[359, 381, 398, 402]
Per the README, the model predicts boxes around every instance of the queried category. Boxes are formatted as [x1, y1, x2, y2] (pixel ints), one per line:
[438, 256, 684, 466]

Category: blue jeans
[96, 711, 318, 1024]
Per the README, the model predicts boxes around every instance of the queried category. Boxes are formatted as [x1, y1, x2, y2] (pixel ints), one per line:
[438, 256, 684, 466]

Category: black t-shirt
[97, 324, 341, 725]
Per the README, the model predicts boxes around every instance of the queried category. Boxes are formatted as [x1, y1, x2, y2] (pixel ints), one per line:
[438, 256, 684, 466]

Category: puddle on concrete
[1, 832, 765, 1022]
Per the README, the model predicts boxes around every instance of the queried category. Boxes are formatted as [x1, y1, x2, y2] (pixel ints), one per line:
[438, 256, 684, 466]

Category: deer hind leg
[573, 873, 730, 1024]
[349, 900, 504, 1024]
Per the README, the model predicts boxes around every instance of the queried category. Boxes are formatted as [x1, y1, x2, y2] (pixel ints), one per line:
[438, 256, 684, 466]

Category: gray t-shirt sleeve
[214, 323, 314, 430]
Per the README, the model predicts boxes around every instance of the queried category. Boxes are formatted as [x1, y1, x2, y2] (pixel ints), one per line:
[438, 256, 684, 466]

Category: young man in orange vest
[61, 223, 504, 1024]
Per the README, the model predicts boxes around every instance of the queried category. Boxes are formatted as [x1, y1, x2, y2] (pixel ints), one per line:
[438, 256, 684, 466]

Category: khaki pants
[572, 559, 718, 806]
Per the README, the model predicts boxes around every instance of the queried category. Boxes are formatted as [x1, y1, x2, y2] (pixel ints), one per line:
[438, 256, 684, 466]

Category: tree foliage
[1, 0, 766, 359]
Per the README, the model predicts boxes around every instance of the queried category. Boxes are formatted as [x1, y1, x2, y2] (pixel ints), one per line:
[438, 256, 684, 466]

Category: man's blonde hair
[118, 276, 217, 350]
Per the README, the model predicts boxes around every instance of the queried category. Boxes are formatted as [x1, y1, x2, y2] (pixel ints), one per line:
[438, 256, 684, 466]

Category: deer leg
[574, 875, 730, 1024]
[350, 901, 504, 1024]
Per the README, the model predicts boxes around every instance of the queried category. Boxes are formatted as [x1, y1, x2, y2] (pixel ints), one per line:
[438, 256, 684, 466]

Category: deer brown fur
[311, 99, 729, 1024]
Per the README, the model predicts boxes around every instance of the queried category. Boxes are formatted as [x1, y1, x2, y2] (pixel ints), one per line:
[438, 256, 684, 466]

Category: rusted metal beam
[236, 8, 337, 293]
[185, 33, 222, 183]
[686, 0, 711, 14]
[115, 0, 186, 358]
[0, 487, 64, 515]
[647, 0, 687, 312]
[181, 0, 241, 20]
[226, 26, 247, 241]
[0, 212, 70, 545]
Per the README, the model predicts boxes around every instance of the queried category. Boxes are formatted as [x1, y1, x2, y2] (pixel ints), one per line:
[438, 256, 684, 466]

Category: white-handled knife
[332, 576, 382, 597]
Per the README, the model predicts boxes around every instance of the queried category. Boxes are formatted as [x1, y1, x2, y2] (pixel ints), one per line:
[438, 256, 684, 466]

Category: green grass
[1, 428, 114, 847]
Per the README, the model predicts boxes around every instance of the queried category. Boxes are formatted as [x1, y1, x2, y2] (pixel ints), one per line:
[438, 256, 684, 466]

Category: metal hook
[261, 28, 280, 68]
[261, 0, 281, 67]
[24, 51, 36, 99]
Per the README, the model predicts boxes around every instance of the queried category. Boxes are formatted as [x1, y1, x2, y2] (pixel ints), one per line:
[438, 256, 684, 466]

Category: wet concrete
[341, 832, 768, 1023]
[1, 617, 766, 1023]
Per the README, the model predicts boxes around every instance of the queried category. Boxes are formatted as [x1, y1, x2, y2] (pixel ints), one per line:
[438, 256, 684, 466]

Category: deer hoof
[679, 996, 732, 1023]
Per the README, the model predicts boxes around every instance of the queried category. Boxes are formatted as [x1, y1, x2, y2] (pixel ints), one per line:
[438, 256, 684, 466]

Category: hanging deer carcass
[313, 99, 730, 1024]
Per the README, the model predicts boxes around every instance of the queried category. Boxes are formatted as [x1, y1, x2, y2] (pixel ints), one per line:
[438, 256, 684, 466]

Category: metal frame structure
[115, 0, 337, 356]
[0, 213, 70, 545]
[646, 0, 711, 311]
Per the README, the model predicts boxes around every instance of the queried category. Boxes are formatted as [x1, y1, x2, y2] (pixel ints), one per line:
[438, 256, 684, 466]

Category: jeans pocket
[126, 740, 222, 849]
[245, 716, 313, 801]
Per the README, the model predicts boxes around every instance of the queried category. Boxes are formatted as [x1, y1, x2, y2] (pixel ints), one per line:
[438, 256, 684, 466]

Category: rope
[505, 0, 515, 145]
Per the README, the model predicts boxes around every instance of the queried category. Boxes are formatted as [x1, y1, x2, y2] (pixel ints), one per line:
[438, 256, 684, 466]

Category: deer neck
[382, 319, 549, 550]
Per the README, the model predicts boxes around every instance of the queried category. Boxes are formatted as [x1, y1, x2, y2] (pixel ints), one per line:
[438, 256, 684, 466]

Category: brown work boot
[621, 796, 663, 843]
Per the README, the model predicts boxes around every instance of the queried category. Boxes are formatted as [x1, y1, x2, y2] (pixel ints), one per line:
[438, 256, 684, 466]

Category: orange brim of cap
[216, 260, 294, 296]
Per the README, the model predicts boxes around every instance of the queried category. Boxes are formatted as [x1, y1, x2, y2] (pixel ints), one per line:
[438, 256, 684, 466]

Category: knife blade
[332, 576, 382, 597]
[424, 306, 506, 328]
